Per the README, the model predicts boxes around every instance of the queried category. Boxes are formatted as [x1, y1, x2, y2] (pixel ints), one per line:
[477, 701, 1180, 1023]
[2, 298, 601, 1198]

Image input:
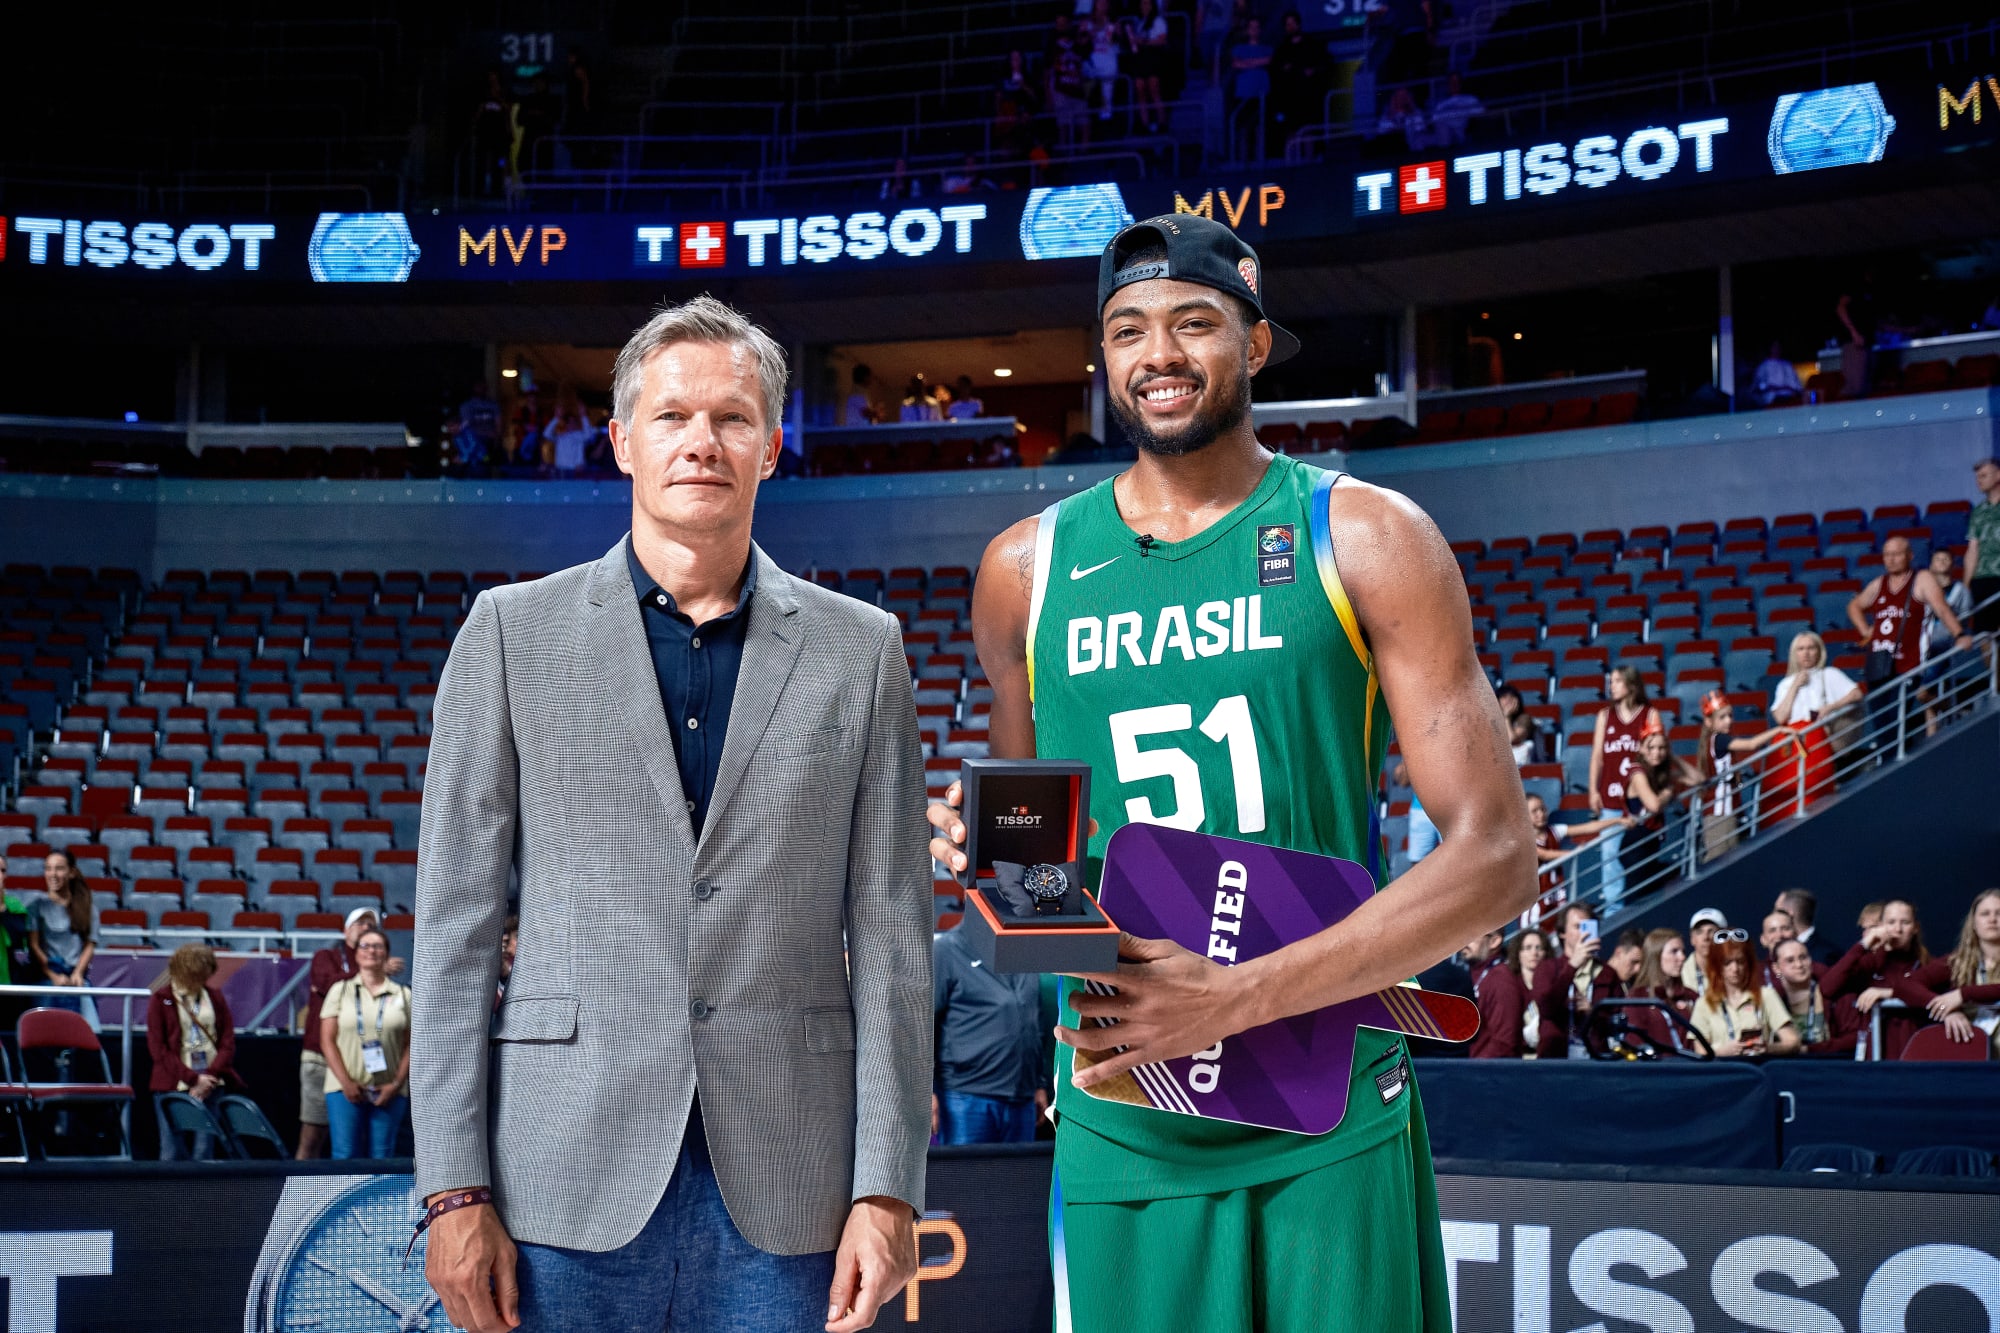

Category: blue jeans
[940, 1089, 1037, 1144]
[324, 1089, 406, 1159]
[515, 1101, 836, 1333]
[1594, 810, 1627, 911]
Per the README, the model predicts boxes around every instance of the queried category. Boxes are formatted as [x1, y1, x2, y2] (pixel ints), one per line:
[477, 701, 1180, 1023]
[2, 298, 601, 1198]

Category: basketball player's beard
[1110, 363, 1251, 457]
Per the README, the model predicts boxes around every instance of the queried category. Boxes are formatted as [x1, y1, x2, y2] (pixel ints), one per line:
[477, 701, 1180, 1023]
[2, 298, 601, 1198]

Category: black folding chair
[1781, 1144, 1880, 1174]
[154, 1091, 226, 1161]
[1890, 1145, 1997, 1178]
[212, 1092, 288, 1160]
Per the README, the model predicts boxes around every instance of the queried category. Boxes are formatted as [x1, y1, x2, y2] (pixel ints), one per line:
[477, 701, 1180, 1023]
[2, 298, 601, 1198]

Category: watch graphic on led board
[1019, 183, 1133, 261]
[1767, 83, 1896, 175]
[309, 212, 423, 283]
[245, 1175, 466, 1333]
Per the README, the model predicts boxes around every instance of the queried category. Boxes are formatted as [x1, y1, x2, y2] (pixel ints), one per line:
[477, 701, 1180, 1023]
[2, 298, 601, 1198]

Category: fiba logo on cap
[1237, 257, 1257, 293]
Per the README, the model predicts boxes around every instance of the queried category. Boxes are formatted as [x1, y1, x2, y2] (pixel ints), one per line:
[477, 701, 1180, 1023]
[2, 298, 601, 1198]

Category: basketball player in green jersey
[928, 215, 1537, 1331]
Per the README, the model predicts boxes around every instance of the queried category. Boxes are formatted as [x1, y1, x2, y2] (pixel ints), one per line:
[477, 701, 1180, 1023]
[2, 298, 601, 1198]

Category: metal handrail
[97, 927, 344, 954]
[1518, 595, 2000, 925]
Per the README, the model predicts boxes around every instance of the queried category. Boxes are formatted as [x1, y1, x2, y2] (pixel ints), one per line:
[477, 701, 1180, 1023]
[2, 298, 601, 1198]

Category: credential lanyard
[354, 981, 391, 1041]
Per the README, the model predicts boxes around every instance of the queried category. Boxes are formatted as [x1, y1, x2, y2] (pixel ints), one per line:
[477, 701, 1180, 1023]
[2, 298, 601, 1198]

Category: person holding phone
[1688, 930, 1799, 1057]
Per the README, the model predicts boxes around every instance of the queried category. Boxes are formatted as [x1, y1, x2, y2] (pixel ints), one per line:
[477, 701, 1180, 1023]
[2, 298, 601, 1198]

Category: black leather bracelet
[403, 1187, 493, 1268]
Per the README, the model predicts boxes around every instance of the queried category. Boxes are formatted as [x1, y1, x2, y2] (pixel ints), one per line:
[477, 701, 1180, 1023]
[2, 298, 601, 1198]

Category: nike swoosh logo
[970, 960, 983, 968]
[1070, 557, 1120, 581]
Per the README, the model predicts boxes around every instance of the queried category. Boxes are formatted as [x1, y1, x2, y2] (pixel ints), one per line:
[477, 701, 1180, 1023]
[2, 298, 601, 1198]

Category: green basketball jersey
[1028, 452, 1408, 1202]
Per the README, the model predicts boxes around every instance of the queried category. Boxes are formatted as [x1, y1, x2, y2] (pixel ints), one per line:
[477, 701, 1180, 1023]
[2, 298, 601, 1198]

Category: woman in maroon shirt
[1508, 930, 1564, 1058]
[145, 943, 242, 1159]
[1892, 888, 2000, 1054]
[1821, 898, 1932, 1058]
[1628, 927, 1698, 1053]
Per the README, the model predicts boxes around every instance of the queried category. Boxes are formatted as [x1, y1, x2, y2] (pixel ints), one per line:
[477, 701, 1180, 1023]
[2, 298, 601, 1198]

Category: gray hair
[611, 295, 789, 432]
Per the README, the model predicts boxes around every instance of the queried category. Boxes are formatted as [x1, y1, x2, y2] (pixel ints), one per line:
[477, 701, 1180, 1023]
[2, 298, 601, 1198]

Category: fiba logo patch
[1256, 524, 1296, 586]
[994, 805, 1044, 828]
[1237, 257, 1258, 293]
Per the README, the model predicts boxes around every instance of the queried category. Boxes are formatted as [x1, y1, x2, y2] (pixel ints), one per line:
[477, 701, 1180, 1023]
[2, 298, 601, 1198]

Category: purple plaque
[1078, 823, 1477, 1135]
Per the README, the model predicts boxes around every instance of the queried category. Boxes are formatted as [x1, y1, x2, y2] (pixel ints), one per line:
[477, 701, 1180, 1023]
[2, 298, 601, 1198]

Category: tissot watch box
[954, 758, 1121, 973]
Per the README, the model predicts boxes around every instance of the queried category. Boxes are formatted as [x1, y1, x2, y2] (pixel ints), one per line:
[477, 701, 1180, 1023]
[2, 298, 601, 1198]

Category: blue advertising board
[3, 66, 1991, 288]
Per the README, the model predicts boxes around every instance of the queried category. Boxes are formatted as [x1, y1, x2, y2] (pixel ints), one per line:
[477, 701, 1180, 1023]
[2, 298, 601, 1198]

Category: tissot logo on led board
[1354, 119, 1731, 219]
[631, 206, 988, 271]
[6, 217, 278, 271]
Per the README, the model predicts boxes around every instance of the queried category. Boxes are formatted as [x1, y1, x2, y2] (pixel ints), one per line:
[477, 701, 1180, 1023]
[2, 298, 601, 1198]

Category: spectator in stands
[1776, 887, 1840, 967]
[296, 905, 393, 1159]
[1374, 86, 1427, 153]
[1229, 17, 1274, 154]
[946, 376, 984, 420]
[1508, 711, 1537, 767]
[320, 925, 412, 1160]
[1574, 927, 1647, 1056]
[1629, 928, 1696, 1053]
[1766, 631, 1860, 818]
[1823, 898, 1930, 1059]
[996, 49, 1040, 152]
[1538, 903, 1602, 1058]
[1750, 341, 1804, 408]
[1683, 909, 1726, 992]
[1903, 888, 2000, 1055]
[1195, 0, 1236, 84]
[1848, 535, 1970, 758]
[941, 154, 995, 195]
[1425, 72, 1483, 147]
[516, 74, 558, 177]
[1463, 928, 1526, 1059]
[146, 943, 241, 1160]
[563, 49, 594, 140]
[845, 365, 881, 426]
[899, 375, 942, 422]
[1966, 457, 2000, 639]
[1047, 18, 1092, 150]
[1926, 547, 1973, 658]
[880, 158, 922, 201]
[1689, 930, 1799, 1057]
[1923, 546, 1975, 732]
[1771, 938, 1859, 1056]
[1127, 0, 1173, 134]
[29, 850, 93, 1015]
[543, 386, 593, 476]
[1835, 270, 1881, 395]
[1856, 900, 1884, 936]
[1269, 12, 1326, 150]
[455, 381, 501, 469]
[1392, 764, 1440, 868]
[1505, 929, 1556, 1058]
[1617, 717, 1694, 898]
[1759, 909, 1797, 961]
[931, 382, 955, 419]
[1525, 793, 1629, 922]
[471, 71, 515, 199]
[1695, 689, 1785, 862]
[1588, 664, 1661, 911]
[932, 920, 1052, 1143]
[1081, 0, 1123, 122]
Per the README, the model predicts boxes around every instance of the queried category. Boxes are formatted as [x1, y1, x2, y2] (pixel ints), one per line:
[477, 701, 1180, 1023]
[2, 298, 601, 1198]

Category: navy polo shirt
[625, 536, 757, 834]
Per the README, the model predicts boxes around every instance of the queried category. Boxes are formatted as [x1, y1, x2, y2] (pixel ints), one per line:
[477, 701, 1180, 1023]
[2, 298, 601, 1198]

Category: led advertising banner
[0, 1157, 1995, 1331]
[3, 66, 1993, 288]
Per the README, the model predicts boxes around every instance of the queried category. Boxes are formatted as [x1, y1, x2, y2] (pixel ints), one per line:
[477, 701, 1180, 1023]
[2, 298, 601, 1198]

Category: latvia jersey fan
[1027, 453, 1449, 1331]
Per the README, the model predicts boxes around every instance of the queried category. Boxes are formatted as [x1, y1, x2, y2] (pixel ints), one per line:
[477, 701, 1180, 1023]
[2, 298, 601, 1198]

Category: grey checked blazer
[412, 539, 932, 1255]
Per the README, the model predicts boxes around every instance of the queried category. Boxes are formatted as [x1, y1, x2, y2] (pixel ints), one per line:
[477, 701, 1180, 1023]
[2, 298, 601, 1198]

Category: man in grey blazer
[414, 296, 932, 1333]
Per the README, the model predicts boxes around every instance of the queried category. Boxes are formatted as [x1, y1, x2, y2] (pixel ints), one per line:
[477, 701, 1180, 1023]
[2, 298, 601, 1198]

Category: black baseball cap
[1097, 213, 1301, 365]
